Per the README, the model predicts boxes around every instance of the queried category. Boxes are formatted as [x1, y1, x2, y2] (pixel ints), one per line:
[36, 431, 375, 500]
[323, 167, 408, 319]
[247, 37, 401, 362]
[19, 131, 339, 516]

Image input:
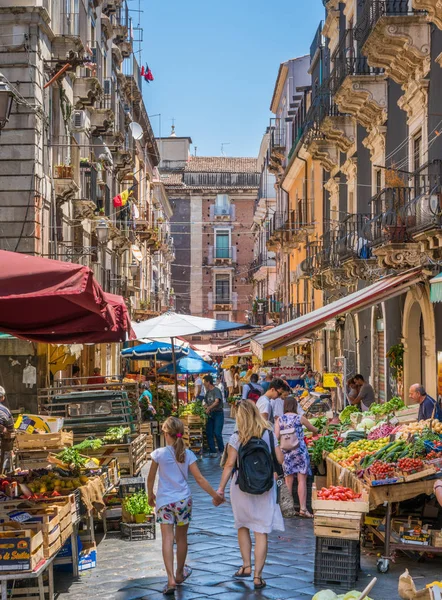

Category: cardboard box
[79, 542, 96, 571]
[0, 528, 43, 571]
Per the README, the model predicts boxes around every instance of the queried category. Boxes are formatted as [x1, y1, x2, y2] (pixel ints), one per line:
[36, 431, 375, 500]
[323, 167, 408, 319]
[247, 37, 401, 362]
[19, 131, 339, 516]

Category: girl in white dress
[216, 401, 284, 591]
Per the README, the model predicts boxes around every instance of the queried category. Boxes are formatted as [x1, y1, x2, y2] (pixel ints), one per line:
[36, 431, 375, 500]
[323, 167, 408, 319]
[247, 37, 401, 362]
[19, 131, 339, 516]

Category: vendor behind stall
[352, 374, 375, 412]
[409, 384, 442, 421]
[0, 387, 15, 472]
[301, 368, 316, 391]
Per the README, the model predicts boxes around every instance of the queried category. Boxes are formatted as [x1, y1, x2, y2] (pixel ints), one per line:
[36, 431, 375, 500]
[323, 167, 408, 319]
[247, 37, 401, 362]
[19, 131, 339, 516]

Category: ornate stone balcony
[268, 118, 286, 176]
[74, 77, 103, 109]
[54, 166, 79, 205]
[355, 0, 431, 87]
[412, 0, 442, 30]
[90, 108, 115, 135]
[101, 14, 113, 39]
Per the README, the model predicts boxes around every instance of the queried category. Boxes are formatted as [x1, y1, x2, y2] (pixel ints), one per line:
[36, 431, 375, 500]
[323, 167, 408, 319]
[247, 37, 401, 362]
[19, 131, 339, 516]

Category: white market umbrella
[133, 312, 252, 405]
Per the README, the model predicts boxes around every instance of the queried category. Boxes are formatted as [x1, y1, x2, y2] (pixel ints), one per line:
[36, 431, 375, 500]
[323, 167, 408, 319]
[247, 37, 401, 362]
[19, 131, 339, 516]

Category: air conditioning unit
[71, 110, 90, 133]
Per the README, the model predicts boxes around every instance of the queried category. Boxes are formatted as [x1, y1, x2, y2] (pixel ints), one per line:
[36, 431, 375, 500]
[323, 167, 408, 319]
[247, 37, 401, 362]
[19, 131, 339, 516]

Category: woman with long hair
[216, 401, 284, 590]
[274, 396, 318, 518]
[148, 417, 224, 595]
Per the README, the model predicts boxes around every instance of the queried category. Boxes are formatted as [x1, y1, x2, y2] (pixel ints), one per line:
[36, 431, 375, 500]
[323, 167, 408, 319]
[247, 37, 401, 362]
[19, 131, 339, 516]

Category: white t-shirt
[256, 394, 272, 418]
[150, 446, 197, 509]
[224, 369, 233, 387]
[194, 377, 203, 397]
[271, 397, 284, 420]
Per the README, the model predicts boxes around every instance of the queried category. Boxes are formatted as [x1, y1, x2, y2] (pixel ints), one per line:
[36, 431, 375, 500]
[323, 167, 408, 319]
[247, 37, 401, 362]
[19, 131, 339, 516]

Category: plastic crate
[118, 477, 146, 498]
[424, 440, 442, 453]
[120, 519, 155, 541]
[314, 537, 360, 589]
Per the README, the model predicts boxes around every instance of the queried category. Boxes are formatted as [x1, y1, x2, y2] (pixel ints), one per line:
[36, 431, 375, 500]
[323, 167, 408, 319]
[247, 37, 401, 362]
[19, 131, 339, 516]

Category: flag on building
[113, 188, 132, 208]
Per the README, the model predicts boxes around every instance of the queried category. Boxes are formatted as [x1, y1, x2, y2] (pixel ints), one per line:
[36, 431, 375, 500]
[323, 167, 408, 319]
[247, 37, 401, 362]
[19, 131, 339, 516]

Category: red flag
[146, 67, 154, 82]
[113, 194, 122, 207]
[140, 65, 145, 76]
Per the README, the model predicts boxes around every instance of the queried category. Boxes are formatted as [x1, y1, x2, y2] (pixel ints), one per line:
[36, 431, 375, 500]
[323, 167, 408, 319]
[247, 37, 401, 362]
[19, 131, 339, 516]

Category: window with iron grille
[215, 274, 230, 303]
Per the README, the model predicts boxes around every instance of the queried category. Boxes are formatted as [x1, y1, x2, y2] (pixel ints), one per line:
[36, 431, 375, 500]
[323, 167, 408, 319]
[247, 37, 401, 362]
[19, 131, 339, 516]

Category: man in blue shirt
[409, 384, 442, 421]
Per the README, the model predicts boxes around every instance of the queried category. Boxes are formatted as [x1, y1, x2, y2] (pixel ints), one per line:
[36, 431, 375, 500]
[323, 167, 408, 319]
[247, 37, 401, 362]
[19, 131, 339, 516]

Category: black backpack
[236, 432, 278, 495]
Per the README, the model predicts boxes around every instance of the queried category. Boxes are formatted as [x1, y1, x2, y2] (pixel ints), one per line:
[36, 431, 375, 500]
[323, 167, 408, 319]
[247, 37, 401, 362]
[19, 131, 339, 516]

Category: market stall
[307, 397, 442, 582]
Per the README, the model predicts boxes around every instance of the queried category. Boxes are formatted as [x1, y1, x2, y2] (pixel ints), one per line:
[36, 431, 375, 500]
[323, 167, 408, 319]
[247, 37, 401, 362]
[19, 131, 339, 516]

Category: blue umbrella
[121, 341, 200, 362]
[158, 357, 217, 375]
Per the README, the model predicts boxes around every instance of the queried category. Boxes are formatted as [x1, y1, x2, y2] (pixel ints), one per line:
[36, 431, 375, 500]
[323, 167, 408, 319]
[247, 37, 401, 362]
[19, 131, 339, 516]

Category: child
[147, 416, 224, 595]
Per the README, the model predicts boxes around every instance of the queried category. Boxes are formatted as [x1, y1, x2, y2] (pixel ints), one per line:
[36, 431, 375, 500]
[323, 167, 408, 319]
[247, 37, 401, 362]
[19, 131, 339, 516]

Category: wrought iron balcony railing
[367, 186, 414, 247]
[310, 21, 324, 59]
[355, 0, 420, 47]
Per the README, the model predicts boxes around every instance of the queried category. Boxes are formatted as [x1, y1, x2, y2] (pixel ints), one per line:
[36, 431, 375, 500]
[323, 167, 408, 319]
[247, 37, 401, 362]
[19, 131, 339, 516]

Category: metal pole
[171, 337, 179, 411]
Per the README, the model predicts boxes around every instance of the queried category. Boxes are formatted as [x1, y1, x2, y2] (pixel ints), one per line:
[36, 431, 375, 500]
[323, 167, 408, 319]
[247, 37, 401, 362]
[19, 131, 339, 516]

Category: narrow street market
[1, 0, 442, 598]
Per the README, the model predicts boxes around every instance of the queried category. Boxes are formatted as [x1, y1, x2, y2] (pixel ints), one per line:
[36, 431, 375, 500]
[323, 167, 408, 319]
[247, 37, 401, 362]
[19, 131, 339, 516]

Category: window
[215, 313, 230, 321]
[215, 274, 230, 303]
[375, 169, 382, 194]
[215, 194, 230, 215]
[215, 229, 230, 258]
[413, 132, 422, 173]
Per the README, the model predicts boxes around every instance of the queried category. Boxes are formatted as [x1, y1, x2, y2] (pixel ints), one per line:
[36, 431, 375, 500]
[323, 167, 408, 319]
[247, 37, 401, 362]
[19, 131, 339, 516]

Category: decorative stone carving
[334, 76, 388, 129]
[414, 229, 442, 261]
[307, 141, 339, 173]
[397, 78, 429, 122]
[101, 14, 113, 39]
[91, 108, 115, 135]
[362, 125, 387, 160]
[111, 44, 123, 67]
[322, 0, 340, 51]
[54, 179, 79, 205]
[341, 157, 357, 182]
[73, 200, 96, 220]
[321, 115, 356, 154]
[342, 257, 378, 281]
[412, 0, 442, 30]
[363, 18, 431, 86]
[372, 242, 425, 268]
[74, 77, 103, 109]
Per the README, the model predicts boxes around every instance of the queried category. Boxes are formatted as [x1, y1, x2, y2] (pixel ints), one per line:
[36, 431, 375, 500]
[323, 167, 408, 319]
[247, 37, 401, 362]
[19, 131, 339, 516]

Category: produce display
[369, 460, 396, 480]
[103, 426, 131, 443]
[328, 437, 390, 469]
[399, 419, 442, 436]
[312, 592, 373, 600]
[316, 486, 362, 501]
[339, 405, 360, 423]
[366, 396, 404, 417]
[367, 422, 397, 440]
[178, 401, 206, 419]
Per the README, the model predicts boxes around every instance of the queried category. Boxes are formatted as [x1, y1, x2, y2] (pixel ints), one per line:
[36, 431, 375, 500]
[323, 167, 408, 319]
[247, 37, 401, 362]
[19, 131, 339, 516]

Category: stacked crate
[180, 416, 204, 457]
[312, 486, 368, 590]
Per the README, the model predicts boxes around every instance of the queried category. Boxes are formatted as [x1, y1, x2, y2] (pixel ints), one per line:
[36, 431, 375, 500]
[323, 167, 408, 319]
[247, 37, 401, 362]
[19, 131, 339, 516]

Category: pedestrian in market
[215, 400, 284, 590]
[242, 373, 264, 402]
[148, 417, 224, 596]
[256, 378, 286, 422]
[0, 387, 15, 472]
[409, 384, 442, 421]
[202, 374, 225, 457]
[224, 365, 235, 397]
[352, 374, 375, 411]
[274, 395, 318, 518]
[260, 373, 272, 393]
[271, 383, 291, 421]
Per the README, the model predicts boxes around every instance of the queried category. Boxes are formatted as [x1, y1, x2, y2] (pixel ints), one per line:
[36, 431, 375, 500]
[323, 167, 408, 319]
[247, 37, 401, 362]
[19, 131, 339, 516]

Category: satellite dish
[129, 122, 144, 141]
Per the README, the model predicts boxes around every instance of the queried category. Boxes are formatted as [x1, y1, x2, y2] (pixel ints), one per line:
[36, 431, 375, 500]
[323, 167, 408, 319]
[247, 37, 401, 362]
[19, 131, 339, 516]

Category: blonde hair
[162, 416, 186, 463]
[236, 400, 271, 445]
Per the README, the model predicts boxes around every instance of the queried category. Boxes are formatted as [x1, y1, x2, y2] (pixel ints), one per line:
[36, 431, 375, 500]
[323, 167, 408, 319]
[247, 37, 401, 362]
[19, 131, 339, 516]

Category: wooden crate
[82, 434, 149, 476]
[400, 466, 437, 482]
[180, 415, 203, 425]
[312, 486, 369, 513]
[314, 510, 362, 541]
[15, 450, 52, 470]
[0, 528, 44, 572]
[15, 431, 73, 451]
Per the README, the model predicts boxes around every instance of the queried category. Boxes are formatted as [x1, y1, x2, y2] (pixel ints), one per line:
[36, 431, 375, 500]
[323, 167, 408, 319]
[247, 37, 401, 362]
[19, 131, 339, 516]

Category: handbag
[279, 426, 300, 452]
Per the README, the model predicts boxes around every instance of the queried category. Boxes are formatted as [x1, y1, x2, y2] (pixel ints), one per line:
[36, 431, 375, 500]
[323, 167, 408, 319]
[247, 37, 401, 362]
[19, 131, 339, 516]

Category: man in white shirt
[256, 379, 285, 421]
[223, 367, 235, 396]
[194, 376, 204, 400]
[271, 384, 291, 421]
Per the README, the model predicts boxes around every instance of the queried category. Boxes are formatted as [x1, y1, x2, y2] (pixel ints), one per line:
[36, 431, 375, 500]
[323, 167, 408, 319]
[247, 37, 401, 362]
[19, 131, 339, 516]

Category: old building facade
[253, 0, 442, 404]
[0, 0, 174, 402]
[159, 135, 259, 342]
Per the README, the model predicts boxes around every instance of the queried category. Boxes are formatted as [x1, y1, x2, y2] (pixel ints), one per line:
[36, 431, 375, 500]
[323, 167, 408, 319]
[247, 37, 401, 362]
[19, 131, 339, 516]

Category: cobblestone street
[55, 416, 442, 600]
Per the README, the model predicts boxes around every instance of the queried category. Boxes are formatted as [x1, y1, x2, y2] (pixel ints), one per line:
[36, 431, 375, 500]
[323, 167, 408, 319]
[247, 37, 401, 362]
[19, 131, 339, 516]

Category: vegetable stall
[306, 397, 442, 587]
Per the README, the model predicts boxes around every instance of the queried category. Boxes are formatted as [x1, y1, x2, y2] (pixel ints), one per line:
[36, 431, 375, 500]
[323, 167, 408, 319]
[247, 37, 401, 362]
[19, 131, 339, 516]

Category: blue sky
[135, 0, 325, 158]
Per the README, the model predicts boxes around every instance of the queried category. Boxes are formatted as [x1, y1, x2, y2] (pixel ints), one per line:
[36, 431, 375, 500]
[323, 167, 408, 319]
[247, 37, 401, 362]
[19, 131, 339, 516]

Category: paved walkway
[56, 415, 442, 600]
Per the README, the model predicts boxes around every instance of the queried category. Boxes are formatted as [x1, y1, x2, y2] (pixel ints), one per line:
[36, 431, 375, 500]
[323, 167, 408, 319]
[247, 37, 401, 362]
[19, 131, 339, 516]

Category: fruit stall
[306, 397, 442, 586]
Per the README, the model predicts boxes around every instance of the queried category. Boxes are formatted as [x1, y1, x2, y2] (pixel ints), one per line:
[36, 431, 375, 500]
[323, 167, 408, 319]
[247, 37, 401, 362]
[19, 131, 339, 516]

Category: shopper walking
[203, 375, 225, 457]
[274, 396, 318, 518]
[148, 417, 224, 595]
[256, 378, 286, 422]
[216, 401, 284, 590]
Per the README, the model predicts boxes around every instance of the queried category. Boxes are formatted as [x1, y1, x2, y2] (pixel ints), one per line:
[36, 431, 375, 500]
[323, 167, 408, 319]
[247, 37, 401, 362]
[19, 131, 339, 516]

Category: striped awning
[250, 268, 423, 360]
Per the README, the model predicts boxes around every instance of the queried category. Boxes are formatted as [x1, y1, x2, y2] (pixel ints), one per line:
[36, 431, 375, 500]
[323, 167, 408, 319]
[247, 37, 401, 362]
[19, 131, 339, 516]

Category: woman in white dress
[215, 401, 284, 590]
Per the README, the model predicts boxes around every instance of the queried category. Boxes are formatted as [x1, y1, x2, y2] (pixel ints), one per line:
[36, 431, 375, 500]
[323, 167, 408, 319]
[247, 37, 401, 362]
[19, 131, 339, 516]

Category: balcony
[90, 108, 114, 135]
[266, 212, 285, 251]
[122, 55, 143, 102]
[74, 77, 103, 109]
[212, 247, 235, 266]
[284, 302, 313, 322]
[53, 164, 79, 205]
[331, 30, 387, 130]
[268, 118, 286, 176]
[355, 0, 431, 87]
[367, 186, 422, 268]
[285, 200, 316, 246]
[334, 214, 377, 281]
[268, 295, 282, 321]
[250, 251, 276, 281]
[213, 205, 234, 221]
[214, 298, 232, 311]
[404, 162, 442, 258]
[103, 0, 121, 15]
[52, 2, 87, 64]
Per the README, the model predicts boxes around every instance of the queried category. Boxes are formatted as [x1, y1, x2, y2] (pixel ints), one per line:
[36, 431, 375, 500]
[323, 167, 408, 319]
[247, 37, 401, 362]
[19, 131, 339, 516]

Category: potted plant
[123, 491, 153, 523]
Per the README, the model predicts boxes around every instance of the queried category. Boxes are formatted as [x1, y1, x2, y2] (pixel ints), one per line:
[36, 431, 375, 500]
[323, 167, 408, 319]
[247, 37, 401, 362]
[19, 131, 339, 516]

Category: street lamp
[96, 219, 109, 243]
[129, 261, 139, 278]
[0, 77, 13, 132]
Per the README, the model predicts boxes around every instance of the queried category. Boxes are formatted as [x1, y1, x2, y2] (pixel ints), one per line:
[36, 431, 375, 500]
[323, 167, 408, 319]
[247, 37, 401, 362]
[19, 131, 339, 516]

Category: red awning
[251, 269, 423, 358]
[0, 250, 133, 343]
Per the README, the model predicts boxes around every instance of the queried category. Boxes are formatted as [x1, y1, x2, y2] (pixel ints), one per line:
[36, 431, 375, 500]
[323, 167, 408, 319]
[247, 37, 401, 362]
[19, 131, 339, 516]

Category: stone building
[0, 0, 173, 407]
[252, 0, 442, 404]
[159, 134, 259, 342]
